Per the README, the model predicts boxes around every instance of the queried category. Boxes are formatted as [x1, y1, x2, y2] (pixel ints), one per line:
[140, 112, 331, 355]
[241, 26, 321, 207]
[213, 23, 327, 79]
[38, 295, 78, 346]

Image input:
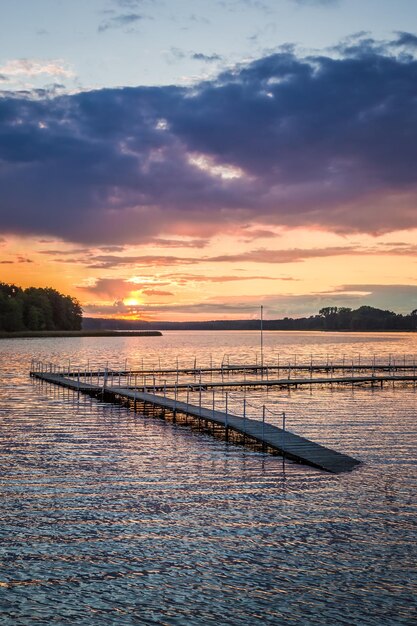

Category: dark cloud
[1, 35, 417, 244]
[87, 255, 198, 269]
[394, 32, 417, 49]
[291, 0, 338, 6]
[148, 238, 209, 248]
[98, 13, 144, 32]
[192, 53, 222, 62]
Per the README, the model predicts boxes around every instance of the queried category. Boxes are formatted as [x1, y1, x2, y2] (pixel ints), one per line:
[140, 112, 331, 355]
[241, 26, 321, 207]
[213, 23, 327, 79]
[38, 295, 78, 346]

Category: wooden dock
[31, 371, 361, 474]
[55, 362, 417, 378]
[127, 373, 417, 391]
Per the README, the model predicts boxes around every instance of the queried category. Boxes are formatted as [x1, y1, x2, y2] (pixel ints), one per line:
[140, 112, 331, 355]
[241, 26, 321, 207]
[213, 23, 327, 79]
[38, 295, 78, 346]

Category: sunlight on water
[0, 331, 416, 625]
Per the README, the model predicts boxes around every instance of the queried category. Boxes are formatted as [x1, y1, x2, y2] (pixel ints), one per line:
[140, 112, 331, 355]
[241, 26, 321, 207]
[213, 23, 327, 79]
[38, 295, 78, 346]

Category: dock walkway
[32, 371, 361, 474]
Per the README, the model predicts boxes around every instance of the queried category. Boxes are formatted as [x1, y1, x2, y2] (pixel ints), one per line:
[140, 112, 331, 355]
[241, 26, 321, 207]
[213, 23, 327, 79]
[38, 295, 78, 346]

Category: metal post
[102, 367, 108, 395]
[212, 389, 215, 420]
[262, 405, 265, 447]
[225, 392, 229, 440]
[260, 304, 264, 379]
[282, 411, 286, 466]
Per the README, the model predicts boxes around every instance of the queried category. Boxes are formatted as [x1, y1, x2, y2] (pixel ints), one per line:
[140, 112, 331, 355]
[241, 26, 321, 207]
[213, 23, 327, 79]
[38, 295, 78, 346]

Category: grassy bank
[0, 330, 162, 339]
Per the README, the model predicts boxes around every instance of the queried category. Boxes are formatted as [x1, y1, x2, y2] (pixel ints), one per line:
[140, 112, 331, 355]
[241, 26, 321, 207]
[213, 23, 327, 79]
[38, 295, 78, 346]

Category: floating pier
[31, 368, 363, 474]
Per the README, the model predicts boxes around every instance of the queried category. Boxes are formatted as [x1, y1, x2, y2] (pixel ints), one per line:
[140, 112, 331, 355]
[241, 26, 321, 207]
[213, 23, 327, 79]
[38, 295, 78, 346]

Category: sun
[123, 297, 141, 306]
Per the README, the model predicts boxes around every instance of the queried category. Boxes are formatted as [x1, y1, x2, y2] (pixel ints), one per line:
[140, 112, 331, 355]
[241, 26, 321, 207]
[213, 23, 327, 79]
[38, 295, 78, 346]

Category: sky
[1, 0, 417, 321]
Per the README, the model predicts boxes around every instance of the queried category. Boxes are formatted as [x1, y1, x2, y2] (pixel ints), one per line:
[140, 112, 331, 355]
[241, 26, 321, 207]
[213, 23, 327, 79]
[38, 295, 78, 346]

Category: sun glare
[123, 297, 141, 306]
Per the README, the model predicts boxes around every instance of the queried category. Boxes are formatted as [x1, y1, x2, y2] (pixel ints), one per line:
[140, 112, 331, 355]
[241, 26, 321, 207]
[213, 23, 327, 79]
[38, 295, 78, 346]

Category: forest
[0, 282, 82, 332]
[84, 306, 417, 332]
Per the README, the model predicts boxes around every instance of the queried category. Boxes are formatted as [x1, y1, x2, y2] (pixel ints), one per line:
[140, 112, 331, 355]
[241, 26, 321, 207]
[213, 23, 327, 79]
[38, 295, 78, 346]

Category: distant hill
[83, 306, 417, 332]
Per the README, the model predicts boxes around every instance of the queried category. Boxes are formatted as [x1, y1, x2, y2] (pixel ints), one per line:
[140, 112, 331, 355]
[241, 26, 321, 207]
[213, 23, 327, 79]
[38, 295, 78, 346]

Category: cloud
[0, 58, 74, 79]
[86, 255, 198, 269]
[142, 289, 173, 296]
[83, 283, 417, 319]
[77, 278, 135, 298]
[77, 276, 172, 297]
[98, 13, 144, 32]
[82, 242, 417, 270]
[192, 53, 222, 62]
[1, 35, 417, 244]
[291, 0, 338, 6]
[393, 32, 417, 49]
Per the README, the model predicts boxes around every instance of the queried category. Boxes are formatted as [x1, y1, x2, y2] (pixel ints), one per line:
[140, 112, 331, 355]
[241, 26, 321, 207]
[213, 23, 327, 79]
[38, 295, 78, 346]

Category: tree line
[0, 282, 82, 332]
[84, 305, 417, 332]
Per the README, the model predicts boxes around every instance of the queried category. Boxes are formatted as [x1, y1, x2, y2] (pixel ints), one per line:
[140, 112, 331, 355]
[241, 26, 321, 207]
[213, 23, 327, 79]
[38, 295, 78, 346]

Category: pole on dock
[225, 392, 229, 441]
[260, 304, 264, 379]
[262, 405, 265, 451]
[243, 397, 246, 441]
[102, 367, 108, 395]
[282, 411, 286, 467]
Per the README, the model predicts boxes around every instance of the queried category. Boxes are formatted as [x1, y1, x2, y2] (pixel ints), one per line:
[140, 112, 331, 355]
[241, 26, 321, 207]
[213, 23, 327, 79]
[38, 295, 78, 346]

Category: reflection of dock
[31, 368, 362, 474]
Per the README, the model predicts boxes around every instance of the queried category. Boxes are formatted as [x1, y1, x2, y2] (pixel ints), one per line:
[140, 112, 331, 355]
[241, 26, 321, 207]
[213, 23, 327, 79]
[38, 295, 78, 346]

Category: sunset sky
[1, 0, 417, 321]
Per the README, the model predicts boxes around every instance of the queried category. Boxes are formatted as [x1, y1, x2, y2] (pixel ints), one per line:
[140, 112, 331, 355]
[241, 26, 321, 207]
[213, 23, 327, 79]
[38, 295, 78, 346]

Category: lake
[0, 331, 416, 625]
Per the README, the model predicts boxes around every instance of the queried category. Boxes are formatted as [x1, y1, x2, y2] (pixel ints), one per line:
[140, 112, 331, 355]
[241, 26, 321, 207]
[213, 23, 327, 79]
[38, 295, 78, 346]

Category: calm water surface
[0, 331, 416, 625]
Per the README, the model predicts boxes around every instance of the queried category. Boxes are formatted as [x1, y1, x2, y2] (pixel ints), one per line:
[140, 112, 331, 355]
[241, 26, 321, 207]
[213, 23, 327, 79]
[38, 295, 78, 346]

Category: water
[0, 331, 416, 625]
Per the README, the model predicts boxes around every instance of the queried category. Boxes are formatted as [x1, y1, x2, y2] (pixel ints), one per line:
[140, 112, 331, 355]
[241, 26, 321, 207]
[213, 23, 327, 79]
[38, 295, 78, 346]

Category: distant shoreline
[0, 330, 162, 339]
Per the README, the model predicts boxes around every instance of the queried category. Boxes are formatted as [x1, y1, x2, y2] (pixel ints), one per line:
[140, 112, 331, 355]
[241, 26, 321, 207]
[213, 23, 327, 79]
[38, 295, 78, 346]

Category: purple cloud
[1, 34, 417, 244]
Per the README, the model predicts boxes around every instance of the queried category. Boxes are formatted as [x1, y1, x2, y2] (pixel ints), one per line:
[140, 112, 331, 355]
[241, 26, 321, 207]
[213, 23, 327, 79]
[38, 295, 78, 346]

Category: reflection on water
[0, 332, 416, 625]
